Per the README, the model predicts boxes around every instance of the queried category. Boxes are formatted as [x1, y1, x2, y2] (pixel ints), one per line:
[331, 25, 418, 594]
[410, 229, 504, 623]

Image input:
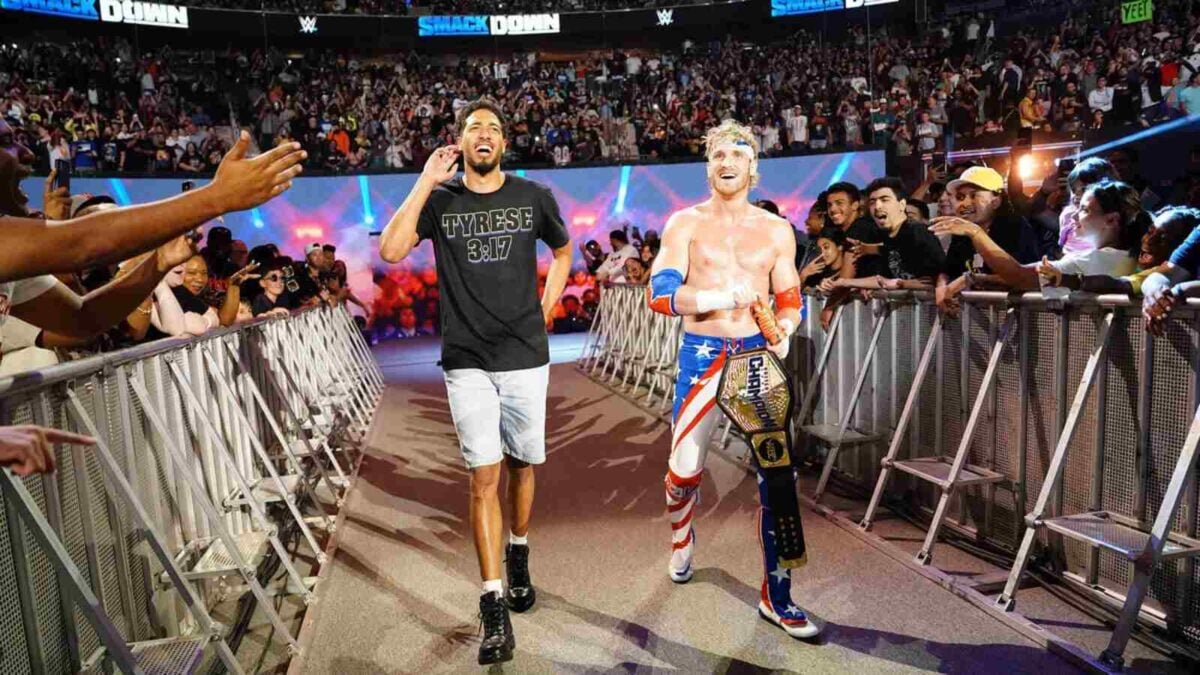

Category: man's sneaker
[758, 599, 820, 639]
[504, 543, 536, 613]
[478, 591, 514, 665]
[669, 527, 695, 583]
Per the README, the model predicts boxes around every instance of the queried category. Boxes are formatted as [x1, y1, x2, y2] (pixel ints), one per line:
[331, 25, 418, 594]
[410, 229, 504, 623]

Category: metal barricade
[0, 305, 378, 674]
[579, 284, 1200, 664]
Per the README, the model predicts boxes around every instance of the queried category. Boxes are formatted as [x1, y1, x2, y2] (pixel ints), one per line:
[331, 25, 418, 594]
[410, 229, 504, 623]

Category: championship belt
[715, 318, 807, 568]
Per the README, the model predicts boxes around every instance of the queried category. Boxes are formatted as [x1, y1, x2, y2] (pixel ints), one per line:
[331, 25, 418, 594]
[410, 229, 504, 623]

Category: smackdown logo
[99, 0, 187, 28]
[1, 0, 187, 27]
[0, 0, 99, 20]
[771, 0, 897, 16]
[418, 15, 489, 36]
[419, 13, 560, 37]
[770, 0, 842, 15]
[490, 13, 559, 35]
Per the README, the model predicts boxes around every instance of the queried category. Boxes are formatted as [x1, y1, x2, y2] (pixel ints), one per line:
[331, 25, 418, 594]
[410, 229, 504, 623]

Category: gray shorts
[443, 364, 549, 469]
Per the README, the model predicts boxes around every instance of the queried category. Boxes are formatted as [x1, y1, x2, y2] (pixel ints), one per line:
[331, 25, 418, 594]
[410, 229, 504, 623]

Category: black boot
[477, 591, 514, 665]
[504, 543, 536, 613]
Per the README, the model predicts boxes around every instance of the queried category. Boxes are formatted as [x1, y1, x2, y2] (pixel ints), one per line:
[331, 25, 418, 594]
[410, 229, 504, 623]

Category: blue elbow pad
[648, 269, 684, 316]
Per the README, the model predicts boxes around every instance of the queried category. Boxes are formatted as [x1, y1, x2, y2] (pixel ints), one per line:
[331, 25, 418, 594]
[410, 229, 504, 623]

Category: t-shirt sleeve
[1124, 267, 1156, 294]
[537, 185, 571, 249]
[915, 227, 947, 278]
[1169, 223, 1200, 278]
[416, 192, 439, 242]
[1049, 254, 1083, 276]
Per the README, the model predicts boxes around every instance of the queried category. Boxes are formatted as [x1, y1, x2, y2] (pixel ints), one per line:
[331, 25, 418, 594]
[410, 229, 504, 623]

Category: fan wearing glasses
[252, 261, 299, 317]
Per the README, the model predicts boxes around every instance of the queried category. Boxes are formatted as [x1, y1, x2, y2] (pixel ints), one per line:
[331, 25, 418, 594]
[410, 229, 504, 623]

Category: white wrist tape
[695, 289, 735, 313]
[778, 318, 796, 339]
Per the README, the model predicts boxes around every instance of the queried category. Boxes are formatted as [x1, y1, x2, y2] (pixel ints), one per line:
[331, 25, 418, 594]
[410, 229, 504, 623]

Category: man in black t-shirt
[826, 178, 945, 293]
[826, 182, 886, 277]
[378, 99, 572, 667]
[930, 166, 1043, 312]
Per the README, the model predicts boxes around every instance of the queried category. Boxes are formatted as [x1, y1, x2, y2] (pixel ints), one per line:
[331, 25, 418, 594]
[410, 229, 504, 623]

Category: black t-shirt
[943, 214, 1042, 278]
[293, 266, 322, 302]
[173, 286, 212, 314]
[417, 175, 570, 371]
[844, 215, 887, 277]
[252, 291, 296, 315]
[880, 220, 946, 280]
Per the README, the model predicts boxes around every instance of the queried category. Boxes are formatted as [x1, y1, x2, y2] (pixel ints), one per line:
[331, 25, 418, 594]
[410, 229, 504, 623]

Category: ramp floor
[291, 341, 1178, 673]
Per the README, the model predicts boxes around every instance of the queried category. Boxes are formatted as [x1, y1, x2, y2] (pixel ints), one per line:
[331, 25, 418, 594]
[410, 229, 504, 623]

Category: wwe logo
[299, 16, 318, 34]
[656, 9, 674, 26]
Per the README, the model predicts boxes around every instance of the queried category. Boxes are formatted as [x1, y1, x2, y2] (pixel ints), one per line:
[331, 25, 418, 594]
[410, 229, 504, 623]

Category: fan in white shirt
[594, 233, 639, 284]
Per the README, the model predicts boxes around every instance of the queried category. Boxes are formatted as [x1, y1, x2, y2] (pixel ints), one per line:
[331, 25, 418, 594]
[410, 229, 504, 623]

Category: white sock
[482, 579, 503, 596]
[509, 532, 528, 546]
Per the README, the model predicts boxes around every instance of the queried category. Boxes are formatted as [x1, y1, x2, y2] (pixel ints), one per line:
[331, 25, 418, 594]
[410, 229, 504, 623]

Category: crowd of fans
[776, 143, 1200, 337]
[4, 0, 1198, 178]
[0, 120, 369, 377]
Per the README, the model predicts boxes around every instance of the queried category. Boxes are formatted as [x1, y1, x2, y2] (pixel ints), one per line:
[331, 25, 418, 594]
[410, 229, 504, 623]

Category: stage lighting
[1017, 154, 1036, 180]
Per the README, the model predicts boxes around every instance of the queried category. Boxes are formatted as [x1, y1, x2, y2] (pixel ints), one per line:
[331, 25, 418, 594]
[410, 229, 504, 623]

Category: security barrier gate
[0, 305, 381, 674]
[582, 283, 1200, 668]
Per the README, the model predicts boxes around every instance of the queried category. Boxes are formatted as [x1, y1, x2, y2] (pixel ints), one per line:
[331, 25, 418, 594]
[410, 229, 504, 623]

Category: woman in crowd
[1041, 206, 1200, 295]
[1058, 158, 1118, 255]
[176, 142, 205, 173]
[124, 259, 196, 340]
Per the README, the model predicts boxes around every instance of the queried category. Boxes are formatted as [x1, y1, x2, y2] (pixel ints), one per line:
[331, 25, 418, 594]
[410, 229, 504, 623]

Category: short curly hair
[456, 98, 508, 138]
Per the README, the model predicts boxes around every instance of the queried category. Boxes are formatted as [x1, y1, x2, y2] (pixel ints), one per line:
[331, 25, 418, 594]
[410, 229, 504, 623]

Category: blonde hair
[703, 119, 760, 186]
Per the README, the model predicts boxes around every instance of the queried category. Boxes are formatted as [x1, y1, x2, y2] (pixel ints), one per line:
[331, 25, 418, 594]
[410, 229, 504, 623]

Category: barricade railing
[0, 305, 380, 674]
[580, 282, 1200, 666]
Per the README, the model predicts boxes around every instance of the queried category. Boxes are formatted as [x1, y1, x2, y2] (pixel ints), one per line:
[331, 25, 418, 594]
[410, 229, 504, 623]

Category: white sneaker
[668, 528, 694, 583]
[758, 600, 820, 639]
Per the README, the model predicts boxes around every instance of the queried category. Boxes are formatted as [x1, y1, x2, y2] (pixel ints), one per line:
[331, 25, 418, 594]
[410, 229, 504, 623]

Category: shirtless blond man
[647, 120, 817, 638]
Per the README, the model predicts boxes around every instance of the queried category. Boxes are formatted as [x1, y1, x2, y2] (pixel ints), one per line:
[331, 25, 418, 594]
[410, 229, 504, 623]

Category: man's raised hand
[421, 145, 461, 187]
[210, 132, 306, 213]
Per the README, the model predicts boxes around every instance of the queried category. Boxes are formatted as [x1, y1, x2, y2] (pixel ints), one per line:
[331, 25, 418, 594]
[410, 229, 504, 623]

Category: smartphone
[181, 180, 195, 192]
[52, 159, 71, 192]
[1057, 158, 1076, 176]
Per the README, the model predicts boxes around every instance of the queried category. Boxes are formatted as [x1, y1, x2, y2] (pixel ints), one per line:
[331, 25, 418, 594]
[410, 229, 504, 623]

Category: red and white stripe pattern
[669, 350, 728, 458]
[664, 349, 728, 577]
[665, 468, 701, 573]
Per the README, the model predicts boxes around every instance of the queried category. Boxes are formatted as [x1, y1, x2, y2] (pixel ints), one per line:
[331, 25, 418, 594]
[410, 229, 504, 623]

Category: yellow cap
[947, 166, 1004, 194]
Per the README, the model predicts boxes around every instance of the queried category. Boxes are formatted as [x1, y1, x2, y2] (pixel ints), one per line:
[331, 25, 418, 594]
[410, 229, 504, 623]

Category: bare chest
[689, 225, 777, 277]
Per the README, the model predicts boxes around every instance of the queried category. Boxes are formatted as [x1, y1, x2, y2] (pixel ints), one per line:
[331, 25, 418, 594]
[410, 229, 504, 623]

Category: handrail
[579, 281, 1200, 661]
[0, 304, 380, 673]
[0, 305, 325, 398]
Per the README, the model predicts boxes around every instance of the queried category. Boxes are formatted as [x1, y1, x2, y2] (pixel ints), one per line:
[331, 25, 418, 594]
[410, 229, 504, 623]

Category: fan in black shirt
[930, 167, 1046, 312]
[823, 178, 944, 292]
[825, 182, 886, 277]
